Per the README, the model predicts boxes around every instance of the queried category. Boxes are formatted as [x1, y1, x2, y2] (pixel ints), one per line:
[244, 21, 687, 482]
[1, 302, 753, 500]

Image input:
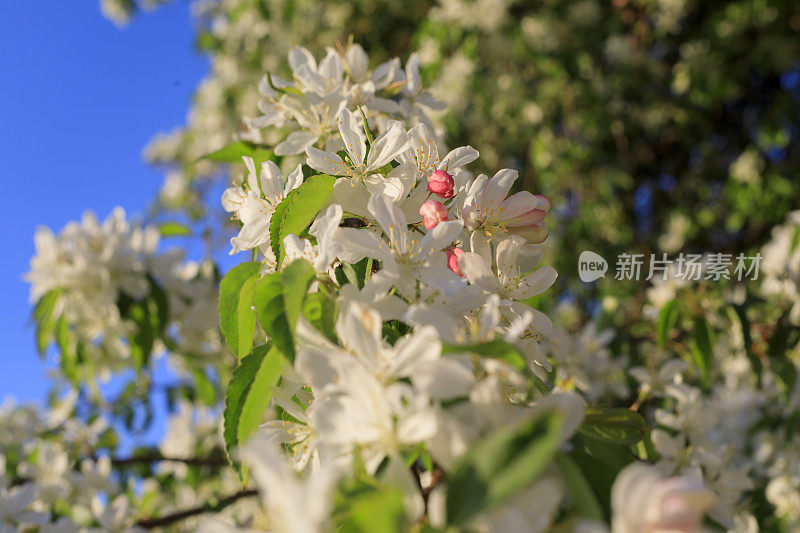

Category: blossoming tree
[11, 3, 800, 532]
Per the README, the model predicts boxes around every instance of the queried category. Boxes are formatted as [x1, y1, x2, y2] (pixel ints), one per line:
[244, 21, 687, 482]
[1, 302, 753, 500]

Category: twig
[108, 454, 229, 468]
[135, 489, 258, 529]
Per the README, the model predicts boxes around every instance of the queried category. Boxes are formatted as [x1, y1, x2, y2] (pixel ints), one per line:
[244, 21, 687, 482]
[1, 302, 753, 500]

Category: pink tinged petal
[276, 130, 319, 155]
[439, 145, 479, 171]
[499, 191, 539, 220]
[507, 222, 549, 244]
[505, 208, 547, 227]
[338, 108, 366, 166]
[480, 168, 519, 211]
[510, 266, 558, 299]
[306, 146, 349, 176]
[366, 121, 408, 170]
[534, 194, 551, 212]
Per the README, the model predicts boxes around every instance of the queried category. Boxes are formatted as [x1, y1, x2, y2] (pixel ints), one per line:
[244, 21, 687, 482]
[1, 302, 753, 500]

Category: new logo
[578, 250, 608, 282]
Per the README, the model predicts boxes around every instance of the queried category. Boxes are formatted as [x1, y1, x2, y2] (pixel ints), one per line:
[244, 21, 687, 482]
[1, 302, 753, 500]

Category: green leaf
[193, 369, 217, 406]
[202, 141, 274, 165]
[219, 262, 262, 358]
[441, 338, 527, 370]
[302, 292, 337, 342]
[579, 407, 646, 445]
[555, 453, 603, 521]
[236, 275, 259, 359]
[767, 316, 799, 398]
[268, 174, 336, 267]
[128, 301, 155, 373]
[340, 486, 405, 533]
[656, 299, 679, 347]
[253, 260, 317, 361]
[222, 344, 285, 474]
[731, 304, 760, 375]
[33, 288, 63, 355]
[446, 411, 564, 526]
[691, 318, 714, 389]
[158, 221, 192, 237]
[55, 316, 81, 386]
[147, 277, 170, 335]
[353, 257, 373, 289]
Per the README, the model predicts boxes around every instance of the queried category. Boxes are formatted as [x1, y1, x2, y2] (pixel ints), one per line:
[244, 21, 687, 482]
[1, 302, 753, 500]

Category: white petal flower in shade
[306, 109, 408, 180]
[221, 156, 303, 254]
[458, 235, 558, 302]
[332, 193, 464, 299]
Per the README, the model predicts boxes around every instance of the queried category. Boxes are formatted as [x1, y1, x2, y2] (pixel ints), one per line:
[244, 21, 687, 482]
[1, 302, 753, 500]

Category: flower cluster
[23, 26, 800, 533]
[0, 392, 257, 532]
[246, 44, 443, 156]
[201, 46, 727, 533]
[26, 208, 225, 385]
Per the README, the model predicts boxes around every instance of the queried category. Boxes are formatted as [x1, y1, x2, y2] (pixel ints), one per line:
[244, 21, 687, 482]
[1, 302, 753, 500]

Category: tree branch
[108, 453, 229, 468]
[135, 489, 258, 529]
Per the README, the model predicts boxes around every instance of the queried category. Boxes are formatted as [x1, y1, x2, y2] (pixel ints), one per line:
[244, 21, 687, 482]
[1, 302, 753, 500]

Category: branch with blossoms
[195, 44, 719, 533]
[25, 37, 800, 532]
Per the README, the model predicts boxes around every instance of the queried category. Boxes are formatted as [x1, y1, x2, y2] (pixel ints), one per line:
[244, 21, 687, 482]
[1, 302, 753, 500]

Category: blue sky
[0, 2, 207, 403]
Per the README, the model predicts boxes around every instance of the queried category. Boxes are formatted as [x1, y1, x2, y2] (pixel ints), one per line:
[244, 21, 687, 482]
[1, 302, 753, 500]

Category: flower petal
[338, 108, 366, 166]
[276, 131, 319, 155]
[510, 266, 558, 299]
[306, 146, 349, 176]
[366, 121, 408, 170]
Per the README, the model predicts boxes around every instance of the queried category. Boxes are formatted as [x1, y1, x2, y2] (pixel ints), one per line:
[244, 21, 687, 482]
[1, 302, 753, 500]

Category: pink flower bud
[419, 200, 449, 230]
[446, 247, 465, 277]
[427, 170, 455, 199]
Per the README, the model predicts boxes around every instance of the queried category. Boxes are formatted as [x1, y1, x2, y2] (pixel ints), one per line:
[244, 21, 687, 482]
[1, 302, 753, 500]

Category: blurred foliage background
[110, 0, 800, 312]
